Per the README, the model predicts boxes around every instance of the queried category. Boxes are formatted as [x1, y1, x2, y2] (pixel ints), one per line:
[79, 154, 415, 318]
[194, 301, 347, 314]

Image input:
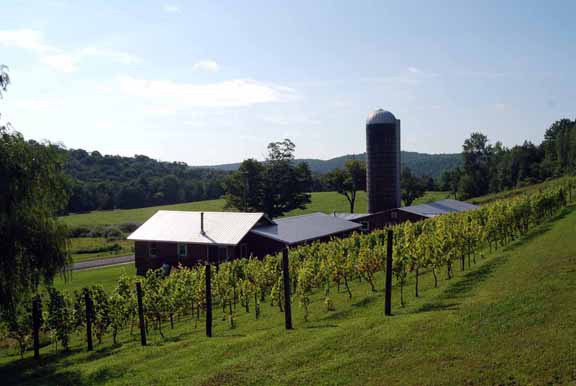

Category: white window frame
[360, 221, 370, 232]
[177, 243, 188, 257]
[149, 242, 158, 257]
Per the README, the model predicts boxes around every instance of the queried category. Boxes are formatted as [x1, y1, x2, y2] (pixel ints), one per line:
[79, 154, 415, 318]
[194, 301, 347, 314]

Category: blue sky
[1, 0, 575, 165]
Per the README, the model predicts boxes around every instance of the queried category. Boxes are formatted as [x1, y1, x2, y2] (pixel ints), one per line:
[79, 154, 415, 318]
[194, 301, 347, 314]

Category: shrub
[68, 226, 93, 238]
[104, 227, 124, 240]
[118, 222, 141, 234]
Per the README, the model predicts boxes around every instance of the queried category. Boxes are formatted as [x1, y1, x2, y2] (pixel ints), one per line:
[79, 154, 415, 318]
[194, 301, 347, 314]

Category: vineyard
[1, 177, 575, 383]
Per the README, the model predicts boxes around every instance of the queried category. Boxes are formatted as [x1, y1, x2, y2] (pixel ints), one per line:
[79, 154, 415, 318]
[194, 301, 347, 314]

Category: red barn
[128, 210, 361, 275]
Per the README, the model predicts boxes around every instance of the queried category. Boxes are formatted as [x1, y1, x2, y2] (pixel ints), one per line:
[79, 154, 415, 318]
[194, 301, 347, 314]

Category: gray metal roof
[366, 109, 397, 125]
[333, 212, 371, 221]
[250, 212, 362, 245]
[399, 199, 479, 218]
[128, 210, 272, 246]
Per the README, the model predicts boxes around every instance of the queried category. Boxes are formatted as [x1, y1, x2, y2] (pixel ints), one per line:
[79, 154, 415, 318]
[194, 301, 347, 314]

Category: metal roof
[250, 212, 362, 245]
[366, 109, 397, 125]
[333, 212, 371, 221]
[127, 210, 271, 246]
[399, 199, 479, 218]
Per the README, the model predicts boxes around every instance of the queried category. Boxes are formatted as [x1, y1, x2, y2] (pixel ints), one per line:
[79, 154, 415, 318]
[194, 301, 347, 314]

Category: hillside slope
[5, 206, 575, 385]
[204, 151, 462, 177]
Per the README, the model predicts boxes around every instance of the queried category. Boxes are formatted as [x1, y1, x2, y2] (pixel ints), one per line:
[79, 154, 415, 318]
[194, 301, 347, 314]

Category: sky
[1, 0, 575, 165]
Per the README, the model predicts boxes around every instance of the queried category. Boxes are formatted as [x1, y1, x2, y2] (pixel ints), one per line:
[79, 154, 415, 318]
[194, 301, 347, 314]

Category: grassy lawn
[69, 238, 133, 263]
[54, 264, 137, 293]
[60, 191, 450, 227]
[2, 206, 574, 385]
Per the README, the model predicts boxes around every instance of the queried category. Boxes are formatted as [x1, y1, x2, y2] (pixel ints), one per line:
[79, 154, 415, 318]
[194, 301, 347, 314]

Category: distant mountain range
[201, 151, 462, 178]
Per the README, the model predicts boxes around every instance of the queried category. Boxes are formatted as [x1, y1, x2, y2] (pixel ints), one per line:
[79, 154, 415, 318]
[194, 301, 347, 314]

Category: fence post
[282, 248, 293, 330]
[84, 290, 93, 351]
[205, 263, 212, 337]
[136, 282, 147, 346]
[32, 297, 41, 360]
[385, 229, 393, 316]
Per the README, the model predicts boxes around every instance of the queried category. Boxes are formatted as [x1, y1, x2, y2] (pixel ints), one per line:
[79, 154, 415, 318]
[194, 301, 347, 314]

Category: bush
[68, 226, 93, 238]
[118, 222, 141, 234]
[75, 243, 122, 255]
[104, 227, 123, 240]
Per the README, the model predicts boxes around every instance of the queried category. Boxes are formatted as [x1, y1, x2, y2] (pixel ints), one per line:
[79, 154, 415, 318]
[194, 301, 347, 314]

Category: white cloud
[163, 4, 180, 13]
[0, 29, 140, 72]
[40, 54, 77, 72]
[116, 76, 295, 108]
[407, 66, 422, 74]
[192, 60, 220, 72]
[79, 47, 141, 64]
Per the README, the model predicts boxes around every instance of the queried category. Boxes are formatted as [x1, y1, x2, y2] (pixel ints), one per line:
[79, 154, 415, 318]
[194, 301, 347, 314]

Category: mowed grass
[60, 191, 450, 227]
[54, 264, 136, 293]
[2, 206, 575, 385]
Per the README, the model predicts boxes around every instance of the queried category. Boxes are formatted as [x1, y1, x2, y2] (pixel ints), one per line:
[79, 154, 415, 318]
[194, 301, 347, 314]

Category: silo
[366, 109, 401, 213]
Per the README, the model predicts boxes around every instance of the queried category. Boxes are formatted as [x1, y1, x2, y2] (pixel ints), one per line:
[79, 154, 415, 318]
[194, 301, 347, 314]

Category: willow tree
[0, 67, 70, 317]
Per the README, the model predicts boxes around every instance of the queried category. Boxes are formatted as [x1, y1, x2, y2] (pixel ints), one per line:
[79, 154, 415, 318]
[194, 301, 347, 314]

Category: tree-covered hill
[201, 151, 462, 177]
[60, 148, 228, 213]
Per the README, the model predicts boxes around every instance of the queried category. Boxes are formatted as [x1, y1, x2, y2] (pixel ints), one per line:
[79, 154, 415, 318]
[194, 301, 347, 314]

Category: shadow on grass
[320, 294, 380, 322]
[417, 256, 508, 313]
[304, 323, 339, 329]
[502, 207, 573, 252]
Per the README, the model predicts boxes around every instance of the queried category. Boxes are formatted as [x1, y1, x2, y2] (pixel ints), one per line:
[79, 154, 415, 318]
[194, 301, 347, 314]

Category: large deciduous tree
[0, 67, 70, 315]
[326, 160, 366, 213]
[224, 139, 312, 217]
[401, 167, 425, 206]
[460, 132, 492, 199]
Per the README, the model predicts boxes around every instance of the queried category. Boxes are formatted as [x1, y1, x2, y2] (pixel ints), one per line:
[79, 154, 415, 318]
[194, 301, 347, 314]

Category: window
[149, 242, 158, 257]
[178, 243, 187, 257]
[360, 221, 370, 232]
[391, 211, 398, 220]
[239, 243, 248, 258]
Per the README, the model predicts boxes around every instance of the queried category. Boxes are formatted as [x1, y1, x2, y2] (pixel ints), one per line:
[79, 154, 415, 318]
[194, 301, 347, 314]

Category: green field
[60, 191, 450, 227]
[2, 205, 575, 385]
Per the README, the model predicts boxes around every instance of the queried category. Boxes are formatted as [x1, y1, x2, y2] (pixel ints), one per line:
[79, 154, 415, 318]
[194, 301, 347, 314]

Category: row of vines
[2, 177, 575, 359]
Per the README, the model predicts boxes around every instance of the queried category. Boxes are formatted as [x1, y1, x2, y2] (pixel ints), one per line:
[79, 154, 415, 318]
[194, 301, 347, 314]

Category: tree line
[440, 119, 576, 199]
[61, 149, 228, 213]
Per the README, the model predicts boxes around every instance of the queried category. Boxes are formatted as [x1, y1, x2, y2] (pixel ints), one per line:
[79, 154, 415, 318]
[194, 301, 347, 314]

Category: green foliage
[326, 160, 366, 213]
[401, 167, 426, 206]
[225, 139, 312, 217]
[0, 126, 70, 314]
[46, 287, 73, 352]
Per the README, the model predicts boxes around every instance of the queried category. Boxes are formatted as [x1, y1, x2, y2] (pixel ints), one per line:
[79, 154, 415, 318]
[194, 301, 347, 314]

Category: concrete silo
[366, 109, 401, 213]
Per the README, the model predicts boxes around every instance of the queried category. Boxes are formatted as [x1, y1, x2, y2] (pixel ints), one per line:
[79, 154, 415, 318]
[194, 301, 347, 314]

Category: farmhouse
[128, 210, 361, 275]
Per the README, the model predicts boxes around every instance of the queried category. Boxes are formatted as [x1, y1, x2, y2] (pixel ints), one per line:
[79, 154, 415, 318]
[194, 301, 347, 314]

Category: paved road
[72, 255, 135, 271]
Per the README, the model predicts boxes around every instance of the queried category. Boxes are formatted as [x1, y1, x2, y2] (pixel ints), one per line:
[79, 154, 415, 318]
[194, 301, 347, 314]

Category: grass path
[2, 207, 575, 385]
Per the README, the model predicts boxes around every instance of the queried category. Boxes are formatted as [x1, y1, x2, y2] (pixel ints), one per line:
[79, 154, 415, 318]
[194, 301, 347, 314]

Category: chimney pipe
[201, 212, 205, 235]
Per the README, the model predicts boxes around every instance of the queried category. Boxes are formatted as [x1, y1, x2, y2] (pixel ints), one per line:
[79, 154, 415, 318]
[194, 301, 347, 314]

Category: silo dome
[366, 109, 397, 125]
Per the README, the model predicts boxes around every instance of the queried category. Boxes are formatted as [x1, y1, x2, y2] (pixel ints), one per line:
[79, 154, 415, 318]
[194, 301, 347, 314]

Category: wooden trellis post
[385, 229, 393, 316]
[32, 297, 41, 359]
[136, 282, 147, 346]
[205, 262, 213, 337]
[282, 248, 293, 330]
[84, 290, 93, 351]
